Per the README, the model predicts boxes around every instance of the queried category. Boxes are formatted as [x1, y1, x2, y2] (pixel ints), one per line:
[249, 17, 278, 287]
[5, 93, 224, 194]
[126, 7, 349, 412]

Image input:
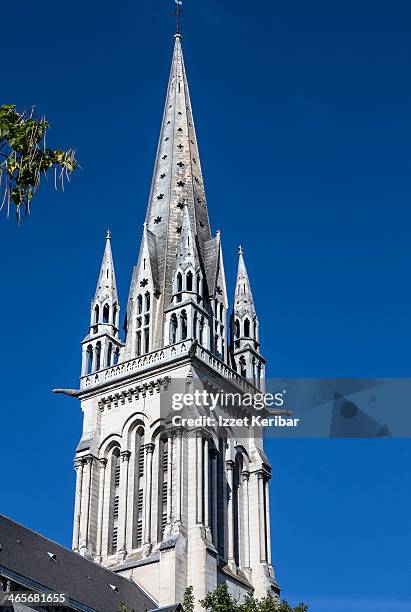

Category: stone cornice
[97, 376, 171, 413]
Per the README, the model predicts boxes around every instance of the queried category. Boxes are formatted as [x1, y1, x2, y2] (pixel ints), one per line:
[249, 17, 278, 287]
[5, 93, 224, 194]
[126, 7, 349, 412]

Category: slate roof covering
[0, 514, 157, 612]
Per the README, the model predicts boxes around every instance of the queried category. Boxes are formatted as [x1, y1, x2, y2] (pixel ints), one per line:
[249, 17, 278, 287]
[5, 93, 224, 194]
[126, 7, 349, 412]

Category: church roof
[0, 514, 157, 612]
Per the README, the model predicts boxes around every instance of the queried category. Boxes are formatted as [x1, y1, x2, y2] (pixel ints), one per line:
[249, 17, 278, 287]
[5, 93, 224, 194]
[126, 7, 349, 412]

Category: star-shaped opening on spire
[177, 144, 183, 150]
[160, 173, 166, 179]
[177, 181, 185, 187]
[157, 193, 164, 200]
[154, 216, 162, 224]
[177, 161, 184, 168]
[162, 155, 168, 160]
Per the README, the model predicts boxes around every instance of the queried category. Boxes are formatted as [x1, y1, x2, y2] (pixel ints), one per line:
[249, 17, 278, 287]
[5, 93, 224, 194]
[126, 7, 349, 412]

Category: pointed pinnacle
[106, 228, 112, 240]
[238, 245, 243, 256]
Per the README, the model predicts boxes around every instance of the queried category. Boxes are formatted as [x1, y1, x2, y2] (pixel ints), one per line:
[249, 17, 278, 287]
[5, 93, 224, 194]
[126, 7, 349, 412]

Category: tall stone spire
[126, 33, 221, 353]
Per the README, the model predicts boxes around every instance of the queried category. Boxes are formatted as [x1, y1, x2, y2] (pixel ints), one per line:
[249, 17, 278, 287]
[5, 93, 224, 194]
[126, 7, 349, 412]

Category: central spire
[126, 33, 215, 352]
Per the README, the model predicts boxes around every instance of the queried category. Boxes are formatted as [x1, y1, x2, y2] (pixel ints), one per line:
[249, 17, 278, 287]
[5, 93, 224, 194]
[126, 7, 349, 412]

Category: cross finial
[174, 0, 183, 35]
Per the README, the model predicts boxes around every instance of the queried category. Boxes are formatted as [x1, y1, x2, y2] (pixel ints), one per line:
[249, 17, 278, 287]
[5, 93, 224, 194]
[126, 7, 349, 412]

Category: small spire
[238, 245, 243, 256]
[106, 228, 111, 240]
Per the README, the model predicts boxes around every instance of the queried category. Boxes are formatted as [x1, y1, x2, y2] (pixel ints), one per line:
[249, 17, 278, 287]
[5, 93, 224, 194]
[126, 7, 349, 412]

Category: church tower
[71, 32, 280, 609]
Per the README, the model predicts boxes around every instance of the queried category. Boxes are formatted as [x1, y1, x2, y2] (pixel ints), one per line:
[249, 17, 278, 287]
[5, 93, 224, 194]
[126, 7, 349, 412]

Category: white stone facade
[71, 33, 280, 610]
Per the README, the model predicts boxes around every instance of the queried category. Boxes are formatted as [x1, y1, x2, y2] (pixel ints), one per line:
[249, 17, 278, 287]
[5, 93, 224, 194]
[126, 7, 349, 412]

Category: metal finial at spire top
[238, 245, 243, 255]
[174, 0, 183, 35]
[106, 228, 111, 240]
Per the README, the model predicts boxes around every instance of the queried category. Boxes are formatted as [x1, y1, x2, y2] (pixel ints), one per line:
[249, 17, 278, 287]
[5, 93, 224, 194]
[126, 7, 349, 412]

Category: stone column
[242, 470, 250, 569]
[210, 449, 218, 548]
[72, 458, 84, 551]
[226, 460, 235, 568]
[257, 471, 267, 562]
[143, 443, 155, 545]
[81, 349, 88, 377]
[96, 458, 107, 560]
[118, 451, 131, 554]
[174, 430, 182, 525]
[265, 478, 272, 565]
[166, 434, 173, 527]
[79, 455, 93, 553]
[196, 433, 203, 524]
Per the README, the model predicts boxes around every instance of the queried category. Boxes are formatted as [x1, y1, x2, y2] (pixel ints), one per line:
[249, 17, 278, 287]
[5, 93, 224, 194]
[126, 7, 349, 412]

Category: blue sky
[1, 0, 410, 610]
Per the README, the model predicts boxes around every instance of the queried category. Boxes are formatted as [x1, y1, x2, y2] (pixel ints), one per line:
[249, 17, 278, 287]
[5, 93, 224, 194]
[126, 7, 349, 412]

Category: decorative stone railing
[80, 339, 253, 394]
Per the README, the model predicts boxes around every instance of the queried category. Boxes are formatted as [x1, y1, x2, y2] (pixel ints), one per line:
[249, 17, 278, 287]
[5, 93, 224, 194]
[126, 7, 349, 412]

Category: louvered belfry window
[109, 449, 120, 555]
[133, 428, 145, 549]
[159, 439, 169, 538]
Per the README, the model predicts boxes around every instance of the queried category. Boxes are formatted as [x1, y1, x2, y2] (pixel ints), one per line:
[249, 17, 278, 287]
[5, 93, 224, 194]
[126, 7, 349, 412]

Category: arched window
[170, 314, 178, 344]
[94, 305, 99, 325]
[132, 428, 145, 549]
[193, 311, 198, 340]
[145, 292, 151, 312]
[108, 448, 120, 555]
[244, 318, 250, 338]
[177, 272, 183, 293]
[233, 453, 243, 568]
[107, 343, 113, 367]
[112, 304, 117, 325]
[137, 295, 143, 315]
[197, 275, 201, 295]
[87, 345, 93, 374]
[114, 347, 120, 365]
[199, 316, 205, 346]
[181, 310, 187, 341]
[257, 362, 262, 387]
[239, 356, 247, 378]
[235, 319, 240, 339]
[136, 332, 142, 356]
[220, 303, 224, 322]
[186, 270, 193, 291]
[96, 342, 102, 371]
[103, 304, 110, 323]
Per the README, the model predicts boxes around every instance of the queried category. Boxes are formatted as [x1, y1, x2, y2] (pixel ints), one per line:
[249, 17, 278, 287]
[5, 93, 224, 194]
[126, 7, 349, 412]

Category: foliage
[117, 602, 133, 612]
[200, 585, 238, 612]
[182, 585, 195, 612]
[184, 585, 308, 612]
[0, 104, 77, 221]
